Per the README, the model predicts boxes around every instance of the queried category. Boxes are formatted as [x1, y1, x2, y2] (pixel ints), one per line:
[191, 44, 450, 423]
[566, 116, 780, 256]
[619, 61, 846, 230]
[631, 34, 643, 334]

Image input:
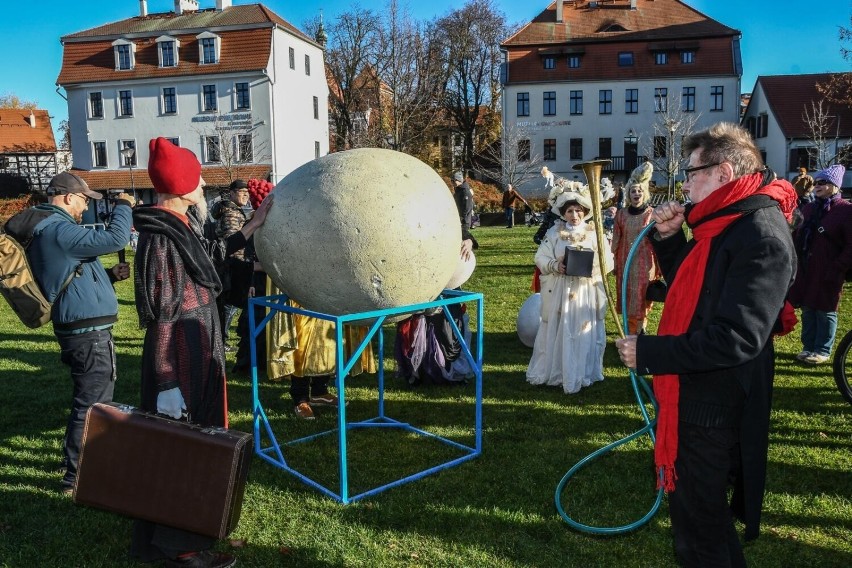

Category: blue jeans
[57, 328, 116, 487]
[800, 308, 838, 357]
[504, 207, 515, 227]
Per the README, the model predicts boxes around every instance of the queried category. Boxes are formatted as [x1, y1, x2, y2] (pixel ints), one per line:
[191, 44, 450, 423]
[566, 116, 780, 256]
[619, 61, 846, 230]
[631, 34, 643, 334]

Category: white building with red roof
[56, 0, 328, 197]
[501, 0, 742, 193]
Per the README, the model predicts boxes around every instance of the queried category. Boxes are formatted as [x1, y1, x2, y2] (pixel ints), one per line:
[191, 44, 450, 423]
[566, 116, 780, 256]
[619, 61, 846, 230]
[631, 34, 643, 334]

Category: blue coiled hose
[554, 221, 665, 534]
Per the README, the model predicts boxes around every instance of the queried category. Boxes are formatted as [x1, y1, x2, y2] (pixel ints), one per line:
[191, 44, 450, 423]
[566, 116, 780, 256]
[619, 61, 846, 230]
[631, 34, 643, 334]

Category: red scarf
[653, 172, 795, 492]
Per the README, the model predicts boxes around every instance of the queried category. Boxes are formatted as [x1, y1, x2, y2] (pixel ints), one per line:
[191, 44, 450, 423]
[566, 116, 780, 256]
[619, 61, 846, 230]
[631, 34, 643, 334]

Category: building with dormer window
[56, 0, 328, 199]
[501, 0, 742, 194]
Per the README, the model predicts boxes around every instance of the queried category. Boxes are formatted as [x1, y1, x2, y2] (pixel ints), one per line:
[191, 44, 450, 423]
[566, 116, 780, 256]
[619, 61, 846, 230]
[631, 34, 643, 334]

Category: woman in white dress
[527, 185, 609, 394]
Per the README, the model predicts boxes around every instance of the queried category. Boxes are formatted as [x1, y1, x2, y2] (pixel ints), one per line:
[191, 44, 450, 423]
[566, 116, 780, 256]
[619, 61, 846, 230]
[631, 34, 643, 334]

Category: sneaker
[804, 353, 830, 365]
[164, 551, 236, 568]
[294, 402, 315, 420]
[795, 350, 812, 361]
[309, 393, 349, 407]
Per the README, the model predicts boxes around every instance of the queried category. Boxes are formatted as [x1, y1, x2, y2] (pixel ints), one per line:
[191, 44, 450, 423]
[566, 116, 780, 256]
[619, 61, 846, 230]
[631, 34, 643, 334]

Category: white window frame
[156, 35, 180, 68]
[305, 54, 311, 76]
[236, 134, 253, 162]
[92, 141, 108, 168]
[234, 82, 251, 110]
[117, 89, 134, 117]
[196, 31, 221, 65]
[88, 91, 104, 119]
[313, 96, 319, 119]
[161, 86, 178, 115]
[201, 84, 218, 113]
[112, 39, 136, 71]
[119, 139, 137, 166]
[204, 135, 221, 163]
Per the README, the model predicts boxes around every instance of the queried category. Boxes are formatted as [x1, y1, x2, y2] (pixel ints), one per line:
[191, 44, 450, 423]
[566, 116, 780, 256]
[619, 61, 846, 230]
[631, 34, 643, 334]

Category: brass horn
[572, 159, 625, 339]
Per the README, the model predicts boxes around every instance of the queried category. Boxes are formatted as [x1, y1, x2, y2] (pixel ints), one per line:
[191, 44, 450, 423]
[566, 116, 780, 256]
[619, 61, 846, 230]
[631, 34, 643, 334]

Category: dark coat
[635, 195, 796, 540]
[787, 197, 852, 311]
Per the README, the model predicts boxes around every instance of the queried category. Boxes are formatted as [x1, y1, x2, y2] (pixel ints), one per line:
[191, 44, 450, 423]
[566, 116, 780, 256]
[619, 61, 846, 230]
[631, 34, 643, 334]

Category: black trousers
[289, 376, 330, 405]
[668, 421, 747, 568]
[56, 328, 116, 488]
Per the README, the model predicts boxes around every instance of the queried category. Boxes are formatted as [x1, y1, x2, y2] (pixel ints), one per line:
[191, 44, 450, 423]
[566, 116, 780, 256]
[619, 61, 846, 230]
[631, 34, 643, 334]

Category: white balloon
[516, 293, 542, 347]
[445, 252, 476, 290]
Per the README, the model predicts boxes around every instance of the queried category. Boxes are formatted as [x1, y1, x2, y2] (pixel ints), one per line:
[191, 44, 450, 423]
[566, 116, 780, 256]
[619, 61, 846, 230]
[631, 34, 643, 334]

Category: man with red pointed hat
[615, 123, 796, 566]
[130, 138, 272, 568]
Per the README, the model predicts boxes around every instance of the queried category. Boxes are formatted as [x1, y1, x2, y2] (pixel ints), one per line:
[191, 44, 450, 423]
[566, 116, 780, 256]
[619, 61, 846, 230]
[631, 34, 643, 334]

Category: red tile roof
[754, 73, 852, 139]
[502, 0, 738, 47]
[57, 4, 319, 86]
[73, 164, 272, 191]
[0, 109, 57, 153]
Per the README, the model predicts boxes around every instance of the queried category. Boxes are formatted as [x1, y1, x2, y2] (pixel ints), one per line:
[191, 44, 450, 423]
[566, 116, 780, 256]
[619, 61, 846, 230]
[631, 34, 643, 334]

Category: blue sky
[0, 0, 848, 139]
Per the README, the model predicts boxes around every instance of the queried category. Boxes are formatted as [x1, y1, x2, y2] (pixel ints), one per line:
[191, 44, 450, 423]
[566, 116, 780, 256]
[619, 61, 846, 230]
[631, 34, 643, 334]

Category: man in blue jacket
[25, 171, 133, 495]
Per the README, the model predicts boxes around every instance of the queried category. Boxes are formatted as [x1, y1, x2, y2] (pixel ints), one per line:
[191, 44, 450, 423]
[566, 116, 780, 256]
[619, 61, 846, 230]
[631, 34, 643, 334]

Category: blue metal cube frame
[248, 289, 484, 504]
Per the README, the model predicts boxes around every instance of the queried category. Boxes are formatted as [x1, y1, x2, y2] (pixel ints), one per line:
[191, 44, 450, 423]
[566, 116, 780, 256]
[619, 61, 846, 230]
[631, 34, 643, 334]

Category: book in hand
[563, 247, 594, 278]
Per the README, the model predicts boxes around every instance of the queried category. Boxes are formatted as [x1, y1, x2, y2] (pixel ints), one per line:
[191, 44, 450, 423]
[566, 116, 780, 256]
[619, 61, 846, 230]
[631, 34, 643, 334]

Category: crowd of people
[10, 121, 851, 567]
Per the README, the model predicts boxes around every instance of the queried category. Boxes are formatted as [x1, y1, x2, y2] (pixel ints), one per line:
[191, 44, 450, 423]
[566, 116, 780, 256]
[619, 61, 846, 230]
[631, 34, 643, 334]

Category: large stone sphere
[517, 293, 542, 347]
[254, 148, 461, 316]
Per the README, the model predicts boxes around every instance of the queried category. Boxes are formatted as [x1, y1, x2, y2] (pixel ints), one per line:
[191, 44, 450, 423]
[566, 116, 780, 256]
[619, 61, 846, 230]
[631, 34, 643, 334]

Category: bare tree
[375, 0, 445, 154]
[473, 122, 542, 189]
[435, 0, 507, 173]
[641, 94, 700, 200]
[802, 99, 852, 169]
[194, 112, 270, 185]
[816, 13, 852, 106]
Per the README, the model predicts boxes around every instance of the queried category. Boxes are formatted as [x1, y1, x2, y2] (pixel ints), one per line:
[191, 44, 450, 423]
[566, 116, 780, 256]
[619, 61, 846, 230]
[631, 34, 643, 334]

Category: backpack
[0, 210, 77, 328]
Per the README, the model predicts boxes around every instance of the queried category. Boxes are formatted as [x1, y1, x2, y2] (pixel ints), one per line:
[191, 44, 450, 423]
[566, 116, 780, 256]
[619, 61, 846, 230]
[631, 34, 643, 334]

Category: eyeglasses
[74, 193, 90, 205]
[681, 162, 720, 183]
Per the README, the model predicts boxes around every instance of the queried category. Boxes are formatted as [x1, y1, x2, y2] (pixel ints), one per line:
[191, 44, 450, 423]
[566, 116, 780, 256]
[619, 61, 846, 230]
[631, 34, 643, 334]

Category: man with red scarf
[616, 123, 796, 567]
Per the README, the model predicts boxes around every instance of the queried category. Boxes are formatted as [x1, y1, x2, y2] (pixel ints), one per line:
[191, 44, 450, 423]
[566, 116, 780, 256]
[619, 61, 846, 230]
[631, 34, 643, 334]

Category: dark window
[118, 90, 133, 116]
[544, 139, 556, 161]
[166, 137, 180, 146]
[710, 85, 723, 111]
[570, 90, 583, 115]
[235, 82, 250, 110]
[681, 50, 695, 64]
[570, 138, 583, 160]
[238, 134, 253, 162]
[757, 113, 768, 138]
[162, 87, 176, 114]
[160, 41, 175, 67]
[746, 116, 757, 138]
[93, 141, 107, 168]
[313, 96, 319, 119]
[625, 89, 638, 114]
[789, 147, 817, 171]
[517, 92, 529, 117]
[315, 141, 321, 158]
[289, 47, 295, 69]
[116, 44, 131, 70]
[599, 90, 612, 114]
[618, 52, 634, 66]
[567, 55, 581, 68]
[518, 139, 530, 161]
[201, 38, 217, 64]
[654, 87, 668, 112]
[653, 136, 667, 159]
[598, 138, 611, 159]
[205, 136, 220, 162]
[120, 140, 136, 166]
[89, 92, 103, 118]
[305, 54, 311, 75]
[203, 84, 217, 112]
[543, 56, 556, 69]
[682, 87, 695, 112]
[655, 52, 668, 65]
[543, 91, 556, 116]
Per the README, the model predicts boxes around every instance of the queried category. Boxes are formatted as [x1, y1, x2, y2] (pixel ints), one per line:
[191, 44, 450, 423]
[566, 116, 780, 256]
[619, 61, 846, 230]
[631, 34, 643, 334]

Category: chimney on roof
[139, 0, 147, 17]
[174, 0, 199, 15]
[556, 0, 564, 23]
[28, 112, 36, 128]
[216, 0, 233, 10]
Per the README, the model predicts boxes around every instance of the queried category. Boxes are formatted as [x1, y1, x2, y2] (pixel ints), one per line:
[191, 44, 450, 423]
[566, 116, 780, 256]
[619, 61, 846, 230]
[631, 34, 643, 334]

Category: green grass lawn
[1, 225, 850, 567]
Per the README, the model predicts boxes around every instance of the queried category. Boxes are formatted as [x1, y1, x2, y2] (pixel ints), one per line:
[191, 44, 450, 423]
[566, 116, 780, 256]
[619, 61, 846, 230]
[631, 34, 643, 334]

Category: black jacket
[636, 195, 795, 540]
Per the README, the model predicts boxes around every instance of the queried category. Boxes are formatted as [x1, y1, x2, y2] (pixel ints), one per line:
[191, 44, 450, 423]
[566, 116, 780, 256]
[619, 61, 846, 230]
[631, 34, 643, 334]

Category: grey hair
[682, 122, 764, 178]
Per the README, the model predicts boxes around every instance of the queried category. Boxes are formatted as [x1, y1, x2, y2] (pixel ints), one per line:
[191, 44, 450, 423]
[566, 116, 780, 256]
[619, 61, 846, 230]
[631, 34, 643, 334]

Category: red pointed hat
[148, 137, 202, 196]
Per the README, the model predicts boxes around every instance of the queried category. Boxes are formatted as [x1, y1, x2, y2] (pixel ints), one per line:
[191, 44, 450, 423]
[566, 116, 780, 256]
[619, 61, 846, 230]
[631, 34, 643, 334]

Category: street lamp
[120, 145, 136, 201]
[624, 128, 637, 171]
[664, 119, 680, 199]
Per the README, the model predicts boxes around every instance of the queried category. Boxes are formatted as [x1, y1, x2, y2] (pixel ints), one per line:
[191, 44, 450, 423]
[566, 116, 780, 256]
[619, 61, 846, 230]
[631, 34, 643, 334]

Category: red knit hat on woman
[147, 137, 202, 196]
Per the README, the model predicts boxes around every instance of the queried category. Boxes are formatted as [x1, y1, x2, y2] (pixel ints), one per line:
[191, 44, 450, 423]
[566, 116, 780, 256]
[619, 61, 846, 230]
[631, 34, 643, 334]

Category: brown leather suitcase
[74, 402, 252, 539]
